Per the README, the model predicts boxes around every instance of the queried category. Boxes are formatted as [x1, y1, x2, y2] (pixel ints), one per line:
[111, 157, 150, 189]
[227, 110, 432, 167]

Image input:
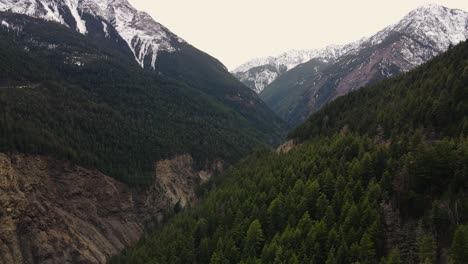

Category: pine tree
[386, 248, 401, 264]
[359, 233, 376, 263]
[244, 219, 265, 257]
[417, 234, 436, 264]
[451, 225, 468, 264]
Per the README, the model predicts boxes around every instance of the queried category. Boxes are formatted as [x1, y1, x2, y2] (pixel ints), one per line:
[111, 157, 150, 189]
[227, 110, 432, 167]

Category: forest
[0, 13, 285, 186]
[110, 42, 468, 263]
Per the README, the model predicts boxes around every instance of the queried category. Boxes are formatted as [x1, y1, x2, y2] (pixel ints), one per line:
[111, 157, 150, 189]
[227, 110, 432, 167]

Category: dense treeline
[111, 134, 467, 263]
[111, 42, 468, 263]
[0, 13, 285, 185]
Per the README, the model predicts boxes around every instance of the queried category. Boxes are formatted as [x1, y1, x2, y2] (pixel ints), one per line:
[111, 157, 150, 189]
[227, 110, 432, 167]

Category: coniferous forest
[110, 42, 468, 263]
[0, 4, 467, 264]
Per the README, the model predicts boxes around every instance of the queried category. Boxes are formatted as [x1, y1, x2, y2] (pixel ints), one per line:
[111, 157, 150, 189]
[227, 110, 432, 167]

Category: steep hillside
[260, 4, 468, 127]
[0, 0, 284, 136]
[0, 12, 284, 185]
[111, 42, 468, 263]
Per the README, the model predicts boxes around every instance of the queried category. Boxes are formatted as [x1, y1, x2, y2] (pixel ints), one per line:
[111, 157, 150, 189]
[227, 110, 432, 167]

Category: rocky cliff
[0, 153, 219, 264]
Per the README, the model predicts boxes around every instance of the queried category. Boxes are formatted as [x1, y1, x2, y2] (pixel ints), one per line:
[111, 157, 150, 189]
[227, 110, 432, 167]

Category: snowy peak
[369, 4, 468, 50]
[233, 45, 346, 74]
[80, 0, 185, 68]
[0, 0, 88, 33]
[232, 45, 355, 93]
[235, 4, 468, 93]
[0, 0, 186, 68]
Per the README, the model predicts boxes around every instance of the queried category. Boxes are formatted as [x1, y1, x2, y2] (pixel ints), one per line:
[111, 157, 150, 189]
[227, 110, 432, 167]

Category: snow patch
[102, 21, 109, 37]
[64, 0, 87, 34]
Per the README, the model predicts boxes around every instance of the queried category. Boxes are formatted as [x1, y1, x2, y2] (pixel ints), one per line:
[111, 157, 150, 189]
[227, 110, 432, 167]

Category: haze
[128, 0, 468, 70]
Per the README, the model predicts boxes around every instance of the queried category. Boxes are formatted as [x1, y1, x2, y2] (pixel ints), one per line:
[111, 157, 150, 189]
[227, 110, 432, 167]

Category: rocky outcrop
[0, 153, 143, 264]
[276, 140, 297, 154]
[154, 155, 222, 207]
[0, 153, 221, 264]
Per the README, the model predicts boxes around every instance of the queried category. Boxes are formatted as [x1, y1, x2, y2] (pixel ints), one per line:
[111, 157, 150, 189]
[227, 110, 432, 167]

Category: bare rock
[276, 140, 297, 154]
[0, 154, 143, 264]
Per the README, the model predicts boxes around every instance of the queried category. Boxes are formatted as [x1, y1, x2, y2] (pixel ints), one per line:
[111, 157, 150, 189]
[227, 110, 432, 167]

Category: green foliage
[417, 234, 436, 263]
[111, 41, 467, 263]
[451, 225, 468, 264]
[386, 248, 402, 264]
[0, 13, 285, 186]
[112, 133, 451, 263]
[244, 220, 265, 257]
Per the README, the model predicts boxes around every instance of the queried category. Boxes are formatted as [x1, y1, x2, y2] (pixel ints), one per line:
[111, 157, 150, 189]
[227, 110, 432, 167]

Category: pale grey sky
[128, 0, 468, 69]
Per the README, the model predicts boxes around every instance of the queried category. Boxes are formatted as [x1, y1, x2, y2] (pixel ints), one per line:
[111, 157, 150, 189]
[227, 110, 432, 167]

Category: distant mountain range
[233, 4, 468, 126]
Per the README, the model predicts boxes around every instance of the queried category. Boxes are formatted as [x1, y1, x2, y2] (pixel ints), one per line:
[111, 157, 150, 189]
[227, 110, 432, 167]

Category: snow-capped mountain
[235, 4, 468, 94]
[259, 4, 468, 126]
[0, 0, 184, 68]
[0, 0, 286, 137]
[232, 45, 355, 93]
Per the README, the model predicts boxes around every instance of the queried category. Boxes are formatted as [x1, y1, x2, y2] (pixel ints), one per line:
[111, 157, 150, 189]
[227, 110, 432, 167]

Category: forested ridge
[111, 42, 468, 263]
[0, 13, 285, 185]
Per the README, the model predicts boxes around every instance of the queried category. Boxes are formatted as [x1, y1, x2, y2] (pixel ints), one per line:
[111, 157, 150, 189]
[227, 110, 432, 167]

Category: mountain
[0, 0, 182, 68]
[0, 0, 285, 135]
[0, 10, 286, 187]
[259, 4, 468, 127]
[0, 2, 288, 262]
[232, 45, 356, 93]
[111, 40, 468, 264]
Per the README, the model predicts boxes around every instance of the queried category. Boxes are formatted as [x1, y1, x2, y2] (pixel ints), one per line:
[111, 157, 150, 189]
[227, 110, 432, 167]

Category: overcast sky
[128, 0, 468, 69]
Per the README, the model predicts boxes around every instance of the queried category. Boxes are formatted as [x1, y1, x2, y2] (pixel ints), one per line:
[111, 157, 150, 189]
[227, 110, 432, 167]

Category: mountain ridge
[259, 4, 468, 126]
[235, 4, 468, 94]
[0, 0, 187, 68]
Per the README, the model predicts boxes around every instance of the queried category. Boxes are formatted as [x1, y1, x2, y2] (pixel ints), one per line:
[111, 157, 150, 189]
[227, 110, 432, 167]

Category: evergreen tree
[386, 248, 401, 264]
[244, 220, 265, 257]
[359, 233, 376, 263]
[417, 234, 436, 264]
[451, 225, 468, 264]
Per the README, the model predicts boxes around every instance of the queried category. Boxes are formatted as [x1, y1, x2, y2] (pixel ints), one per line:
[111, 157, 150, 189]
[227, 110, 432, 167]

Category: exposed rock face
[276, 140, 297, 154]
[141, 155, 223, 226]
[154, 155, 222, 207]
[0, 153, 219, 264]
[0, 153, 143, 264]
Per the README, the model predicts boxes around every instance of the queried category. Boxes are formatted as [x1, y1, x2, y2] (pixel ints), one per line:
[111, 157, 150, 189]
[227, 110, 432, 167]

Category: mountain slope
[232, 45, 356, 93]
[258, 4, 468, 126]
[0, 0, 285, 136]
[111, 41, 468, 264]
[0, 0, 183, 68]
[0, 12, 284, 185]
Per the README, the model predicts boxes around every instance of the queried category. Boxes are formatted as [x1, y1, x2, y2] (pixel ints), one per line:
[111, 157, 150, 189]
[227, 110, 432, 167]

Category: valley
[0, 1, 466, 264]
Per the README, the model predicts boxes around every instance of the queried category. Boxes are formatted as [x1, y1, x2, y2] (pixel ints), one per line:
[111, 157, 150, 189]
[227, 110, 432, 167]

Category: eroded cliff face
[156, 154, 223, 207]
[0, 153, 143, 264]
[0, 153, 221, 264]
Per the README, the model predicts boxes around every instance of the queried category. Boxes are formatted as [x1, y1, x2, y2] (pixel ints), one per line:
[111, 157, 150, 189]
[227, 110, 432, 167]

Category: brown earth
[0, 153, 220, 264]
